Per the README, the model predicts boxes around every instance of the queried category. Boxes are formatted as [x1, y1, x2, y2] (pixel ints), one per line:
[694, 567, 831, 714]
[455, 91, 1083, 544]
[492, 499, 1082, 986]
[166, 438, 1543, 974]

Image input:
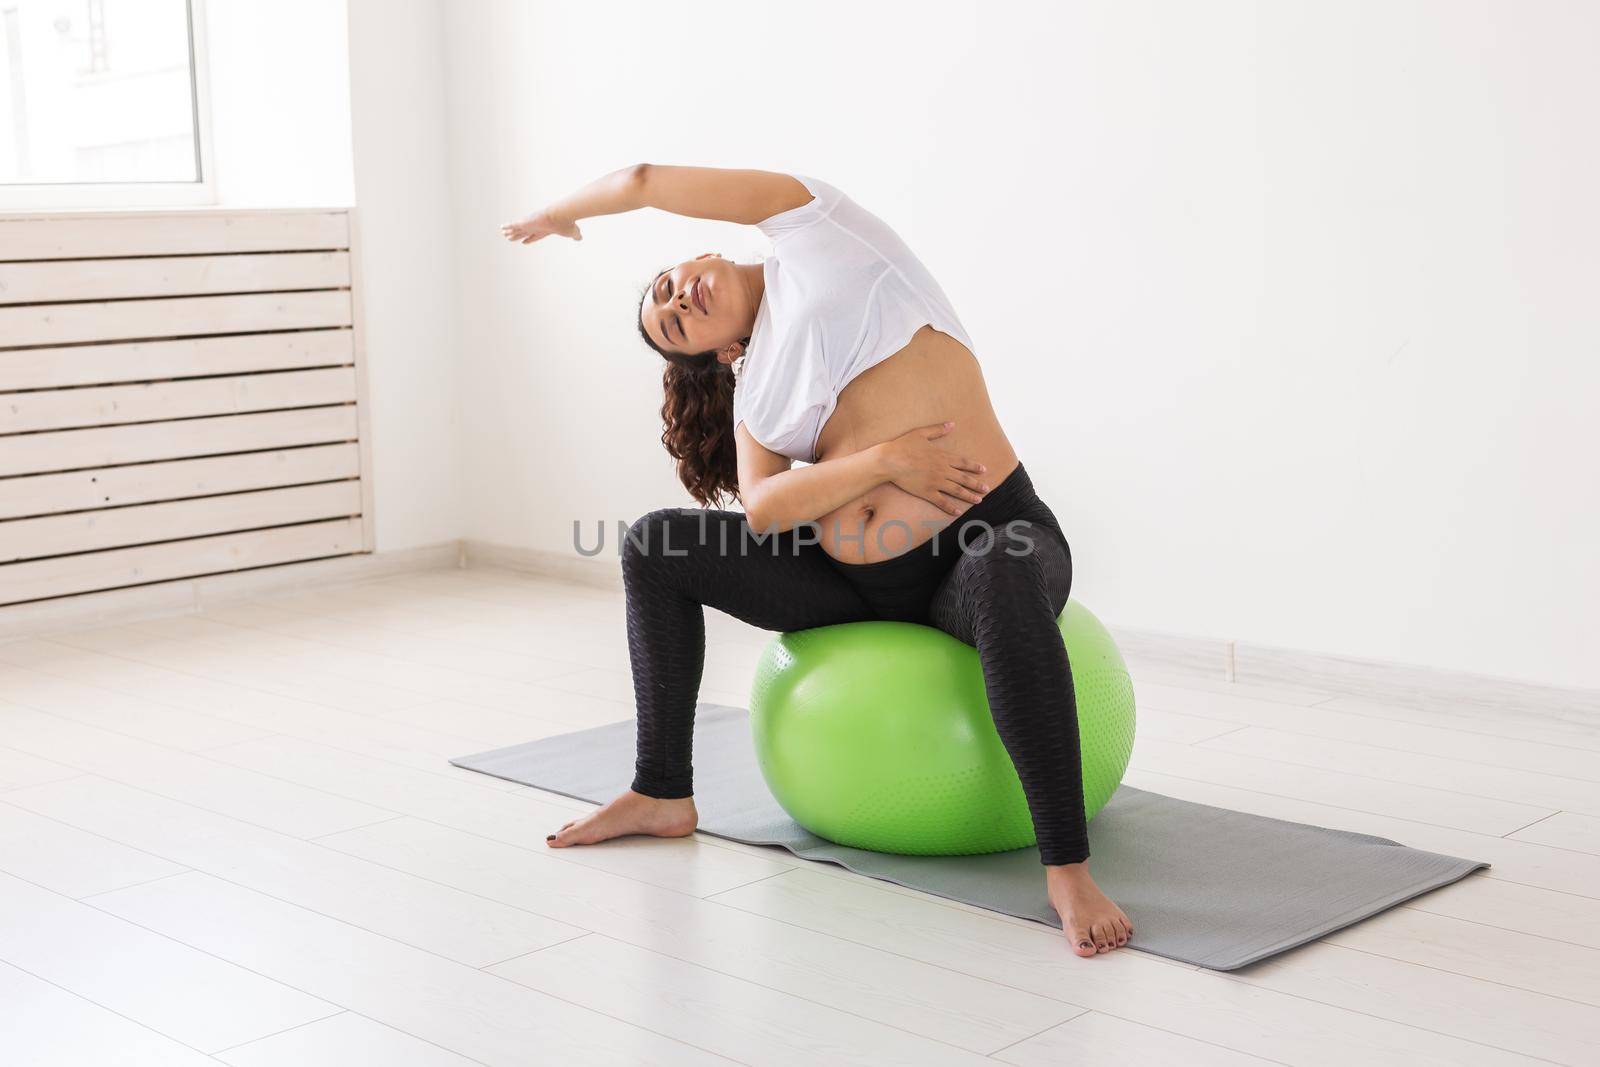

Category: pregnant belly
[816, 484, 963, 565]
[812, 327, 1017, 565]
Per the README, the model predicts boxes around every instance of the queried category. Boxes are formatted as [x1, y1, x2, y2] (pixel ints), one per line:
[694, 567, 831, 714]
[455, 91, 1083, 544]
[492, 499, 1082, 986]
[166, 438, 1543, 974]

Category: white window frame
[0, 0, 215, 210]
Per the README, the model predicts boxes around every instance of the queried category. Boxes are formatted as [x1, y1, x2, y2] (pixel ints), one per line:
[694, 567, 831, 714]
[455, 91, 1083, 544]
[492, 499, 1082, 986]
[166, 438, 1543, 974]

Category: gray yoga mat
[452, 704, 1490, 971]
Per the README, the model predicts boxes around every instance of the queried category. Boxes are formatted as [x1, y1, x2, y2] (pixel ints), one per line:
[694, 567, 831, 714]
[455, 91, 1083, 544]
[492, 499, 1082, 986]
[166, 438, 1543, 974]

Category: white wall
[206, 0, 354, 206]
[207, 0, 462, 552]
[344, 0, 463, 551]
[434, 0, 1598, 690]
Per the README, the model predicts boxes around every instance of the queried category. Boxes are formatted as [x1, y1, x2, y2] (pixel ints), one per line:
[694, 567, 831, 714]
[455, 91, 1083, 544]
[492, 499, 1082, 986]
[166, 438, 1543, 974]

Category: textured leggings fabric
[620, 461, 1089, 865]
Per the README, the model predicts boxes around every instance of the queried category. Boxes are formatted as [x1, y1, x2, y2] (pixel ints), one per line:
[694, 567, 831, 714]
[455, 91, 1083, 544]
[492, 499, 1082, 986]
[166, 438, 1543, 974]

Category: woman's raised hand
[500, 210, 583, 245]
[879, 422, 989, 516]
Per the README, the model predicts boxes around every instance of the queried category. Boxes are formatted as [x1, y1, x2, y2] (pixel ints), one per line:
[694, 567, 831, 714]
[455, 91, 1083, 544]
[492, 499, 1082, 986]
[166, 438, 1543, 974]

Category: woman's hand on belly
[817, 423, 995, 563]
[876, 421, 991, 515]
[807, 327, 1020, 564]
[817, 485, 968, 564]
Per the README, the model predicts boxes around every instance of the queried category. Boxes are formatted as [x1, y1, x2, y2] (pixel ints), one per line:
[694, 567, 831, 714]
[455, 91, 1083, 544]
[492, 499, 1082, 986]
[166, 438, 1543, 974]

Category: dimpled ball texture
[748, 600, 1137, 856]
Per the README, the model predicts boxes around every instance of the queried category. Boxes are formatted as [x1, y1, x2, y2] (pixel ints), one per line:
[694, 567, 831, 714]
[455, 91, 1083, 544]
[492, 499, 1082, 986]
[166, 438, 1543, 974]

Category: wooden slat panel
[0, 444, 361, 520]
[0, 212, 349, 261]
[0, 407, 358, 477]
[4, 367, 357, 434]
[0, 330, 354, 391]
[0, 291, 352, 348]
[0, 208, 371, 610]
[0, 253, 351, 305]
[0, 517, 364, 606]
[1, 482, 362, 562]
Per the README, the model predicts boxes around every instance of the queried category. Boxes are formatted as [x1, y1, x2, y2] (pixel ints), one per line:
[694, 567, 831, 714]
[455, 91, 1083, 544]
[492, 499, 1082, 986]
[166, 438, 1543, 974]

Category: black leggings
[620, 461, 1089, 865]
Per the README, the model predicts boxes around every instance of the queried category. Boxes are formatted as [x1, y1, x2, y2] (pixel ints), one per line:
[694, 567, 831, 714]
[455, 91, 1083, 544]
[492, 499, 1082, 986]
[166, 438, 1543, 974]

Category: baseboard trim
[1232, 641, 1600, 721]
[462, 538, 1598, 721]
[464, 538, 624, 592]
[11, 536, 1585, 722]
[0, 542, 462, 644]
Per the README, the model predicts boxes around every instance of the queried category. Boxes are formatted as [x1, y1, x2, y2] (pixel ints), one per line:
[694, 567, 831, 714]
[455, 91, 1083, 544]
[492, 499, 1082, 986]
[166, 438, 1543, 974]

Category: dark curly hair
[636, 272, 748, 508]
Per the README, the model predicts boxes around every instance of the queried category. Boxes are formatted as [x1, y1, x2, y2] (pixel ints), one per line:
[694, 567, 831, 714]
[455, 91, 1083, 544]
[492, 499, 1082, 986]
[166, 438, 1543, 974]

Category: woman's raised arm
[632, 165, 813, 224]
[502, 165, 811, 244]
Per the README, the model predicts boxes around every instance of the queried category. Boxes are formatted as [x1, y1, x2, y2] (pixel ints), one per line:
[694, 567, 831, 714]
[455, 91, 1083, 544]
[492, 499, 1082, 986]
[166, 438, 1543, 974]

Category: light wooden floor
[0, 566, 1595, 1066]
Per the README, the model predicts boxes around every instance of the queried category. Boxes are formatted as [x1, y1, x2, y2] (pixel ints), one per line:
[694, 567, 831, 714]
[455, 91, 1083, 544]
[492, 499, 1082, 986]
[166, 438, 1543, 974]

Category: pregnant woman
[502, 166, 1131, 957]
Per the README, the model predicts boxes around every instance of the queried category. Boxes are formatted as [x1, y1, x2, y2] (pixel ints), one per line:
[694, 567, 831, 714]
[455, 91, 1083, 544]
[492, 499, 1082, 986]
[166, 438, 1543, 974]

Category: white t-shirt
[732, 174, 975, 463]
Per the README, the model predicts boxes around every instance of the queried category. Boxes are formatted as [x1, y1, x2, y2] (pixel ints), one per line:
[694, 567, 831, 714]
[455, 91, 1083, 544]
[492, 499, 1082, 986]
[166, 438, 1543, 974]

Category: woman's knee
[954, 526, 1056, 611]
[620, 507, 711, 580]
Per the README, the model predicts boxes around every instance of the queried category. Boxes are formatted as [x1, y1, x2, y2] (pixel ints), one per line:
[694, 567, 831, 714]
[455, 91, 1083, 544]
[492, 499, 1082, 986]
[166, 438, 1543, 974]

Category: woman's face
[640, 253, 753, 357]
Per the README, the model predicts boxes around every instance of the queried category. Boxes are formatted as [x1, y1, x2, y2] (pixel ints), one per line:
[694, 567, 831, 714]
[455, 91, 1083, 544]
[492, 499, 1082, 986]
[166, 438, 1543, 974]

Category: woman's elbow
[742, 501, 774, 535]
[741, 489, 785, 536]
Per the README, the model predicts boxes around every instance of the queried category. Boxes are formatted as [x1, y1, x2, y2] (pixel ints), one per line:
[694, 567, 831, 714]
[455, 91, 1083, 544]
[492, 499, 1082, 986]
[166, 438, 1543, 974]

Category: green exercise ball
[748, 600, 1136, 856]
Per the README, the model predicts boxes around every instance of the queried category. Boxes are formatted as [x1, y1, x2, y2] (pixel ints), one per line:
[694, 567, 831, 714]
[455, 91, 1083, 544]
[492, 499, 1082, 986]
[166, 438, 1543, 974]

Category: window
[0, 0, 212, 207]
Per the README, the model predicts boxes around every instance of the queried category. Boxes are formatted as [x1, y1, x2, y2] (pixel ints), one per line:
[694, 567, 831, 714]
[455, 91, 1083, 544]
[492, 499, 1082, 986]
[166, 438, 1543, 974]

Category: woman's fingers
[914, 483, 962, 515]
[501, 222, 548, 243]
[947, 470, 985, 492]
[945, 481, 984, 504]
[921, 420, 954, 440]
[500, 215, 582, 244]
[951, 471, 989, 493]
[919, 487, 953, 514]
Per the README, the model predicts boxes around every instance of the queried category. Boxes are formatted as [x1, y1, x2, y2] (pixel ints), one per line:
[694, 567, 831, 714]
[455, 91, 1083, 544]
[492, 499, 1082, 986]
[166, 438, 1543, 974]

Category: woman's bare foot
[1046, 862, 1133, 957]
[545, 789, 698, 847]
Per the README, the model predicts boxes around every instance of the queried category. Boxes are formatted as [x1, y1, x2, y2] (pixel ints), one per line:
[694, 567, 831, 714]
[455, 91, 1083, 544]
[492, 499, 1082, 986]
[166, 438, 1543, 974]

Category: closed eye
[650, 272, 677, 346]
[654, 272, 687, 346]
